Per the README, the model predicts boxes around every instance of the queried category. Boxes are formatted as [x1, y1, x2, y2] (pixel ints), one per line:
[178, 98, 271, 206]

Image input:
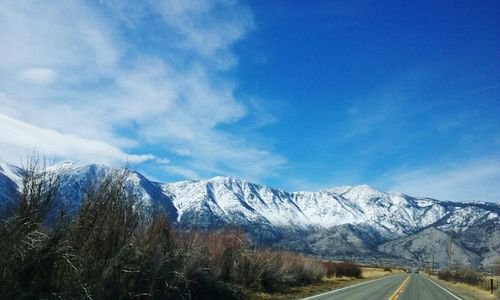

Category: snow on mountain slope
[0, 162, 20, 211]
[2, 162, 498, 235]
[162, 176, 310, 228]
[0, 161, 23, 187]
[163, 178, 498, 238]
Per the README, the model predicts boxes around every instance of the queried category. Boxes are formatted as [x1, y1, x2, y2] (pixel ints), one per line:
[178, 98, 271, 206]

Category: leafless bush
[335, 262, 362, 278]
[322, 261, 337, 277]
[438, 269, 484, 286]
[280, 252, 326, 285]
[0, 157, 73, 299]
[321, 261, 362, 278]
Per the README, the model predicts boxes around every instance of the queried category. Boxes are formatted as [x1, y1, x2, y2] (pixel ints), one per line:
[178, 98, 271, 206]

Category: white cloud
[18, 67, 57, 85]
[156, 158, 171, 164]
[0, 114, 153, 165]
[163, 165, 201, 179]
[154, 0, 254, 69]
[385, 158, 500, 202]
[0, 1, 283, 181]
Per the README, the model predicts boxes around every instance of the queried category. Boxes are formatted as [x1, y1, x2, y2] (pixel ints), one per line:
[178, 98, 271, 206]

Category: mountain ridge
[0, 161, 498, 269]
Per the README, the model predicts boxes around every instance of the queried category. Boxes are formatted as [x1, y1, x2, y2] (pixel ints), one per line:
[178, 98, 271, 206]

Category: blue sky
[0, 1, 499, 202]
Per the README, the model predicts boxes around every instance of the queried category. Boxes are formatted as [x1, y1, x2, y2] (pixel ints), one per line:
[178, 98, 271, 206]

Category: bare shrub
[67, 169, 140, 298]
[279, 252, 326, 286]
[206, 230, 247, 282]
[322, 261, 337, 277]
[438, 269, 484, 286]
[259, 251, 287, 291]
[320, 261, 362, 278]
[0, 157, 77, 299]
[334, 262, 362, 278]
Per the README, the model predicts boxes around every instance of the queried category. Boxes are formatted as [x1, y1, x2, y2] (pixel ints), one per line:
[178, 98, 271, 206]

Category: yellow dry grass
[362, 267, 397, 279]
[430, 275, 498, 300]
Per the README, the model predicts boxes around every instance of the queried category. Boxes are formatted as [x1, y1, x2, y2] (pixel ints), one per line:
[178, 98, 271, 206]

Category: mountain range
[1, 161, 498, 270]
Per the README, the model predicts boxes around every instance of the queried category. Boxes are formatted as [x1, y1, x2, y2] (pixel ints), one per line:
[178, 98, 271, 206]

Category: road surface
[303, 273, 463, 300]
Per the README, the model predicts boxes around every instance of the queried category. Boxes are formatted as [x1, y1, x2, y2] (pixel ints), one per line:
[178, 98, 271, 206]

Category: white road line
[301, 274, 399, 300]
[424, 276, 463, 300]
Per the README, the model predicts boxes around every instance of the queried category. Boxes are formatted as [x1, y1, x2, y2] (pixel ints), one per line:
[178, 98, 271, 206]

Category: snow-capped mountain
[1, 162, 498, 268]
[0, 161, 20, 208]
[162, 176, 498, 238]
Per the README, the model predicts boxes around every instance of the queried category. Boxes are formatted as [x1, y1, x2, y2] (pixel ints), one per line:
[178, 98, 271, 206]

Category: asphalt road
[399, 273, 462, 300]
[303, 273, 463, 300]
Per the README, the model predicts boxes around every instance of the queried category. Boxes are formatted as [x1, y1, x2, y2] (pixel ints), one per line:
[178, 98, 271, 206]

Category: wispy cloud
[384, 157, 500, 202]
[0, 1, 284, 181]
[153, 0, 253, 69]
[0, 114, 152, 164]
[17, 68, 58, 86]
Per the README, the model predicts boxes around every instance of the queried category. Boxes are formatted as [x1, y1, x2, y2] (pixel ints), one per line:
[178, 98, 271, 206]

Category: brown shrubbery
[322, 261, 363, 278]
[437, 269, 498, 293]
[438, 269, 484, 286]
[0, 161, 361, 299]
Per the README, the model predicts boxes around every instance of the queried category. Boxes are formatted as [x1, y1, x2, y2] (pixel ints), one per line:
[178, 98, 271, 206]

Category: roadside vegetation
[434, 269, 499, 300]
[0, 159, 368, 299]
[438, 269, 499, 291]
[322, 261, 362, 278]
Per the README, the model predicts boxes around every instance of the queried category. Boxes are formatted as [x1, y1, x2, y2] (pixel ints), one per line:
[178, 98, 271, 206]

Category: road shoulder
[425, 274, 496, 300]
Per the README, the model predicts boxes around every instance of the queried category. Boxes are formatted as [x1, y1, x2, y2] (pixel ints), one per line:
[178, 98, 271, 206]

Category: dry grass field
[430, 274, 499, 300]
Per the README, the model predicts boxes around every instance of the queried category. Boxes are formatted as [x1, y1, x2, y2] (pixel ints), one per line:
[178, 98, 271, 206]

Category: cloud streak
[0, 114, 153, 164]
[17, 68, 58, 86]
